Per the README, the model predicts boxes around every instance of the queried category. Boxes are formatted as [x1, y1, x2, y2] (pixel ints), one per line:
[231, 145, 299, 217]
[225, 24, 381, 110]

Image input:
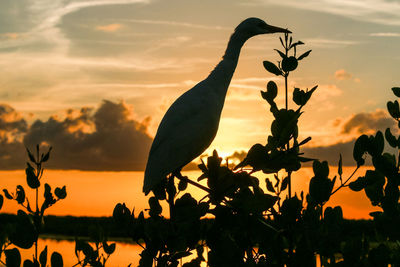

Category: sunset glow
[1, 0, 400, 224]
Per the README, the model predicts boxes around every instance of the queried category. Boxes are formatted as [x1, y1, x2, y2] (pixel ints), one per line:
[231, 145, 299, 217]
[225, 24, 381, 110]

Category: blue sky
[0, 0, 399, 170]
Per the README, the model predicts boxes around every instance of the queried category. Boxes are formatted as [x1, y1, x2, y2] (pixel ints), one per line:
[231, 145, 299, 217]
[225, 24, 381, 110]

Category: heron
[143, 17, 290, 195]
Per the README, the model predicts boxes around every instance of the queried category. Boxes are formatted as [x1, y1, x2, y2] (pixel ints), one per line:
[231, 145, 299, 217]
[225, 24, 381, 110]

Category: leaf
[282, 56, 298, 72]
[41, 147, 52, 163]
[263, 61, 282, 76]
[178, 179, 188, 191]
[26, 164, 40, 189]
[50, 252, 63, 267]
[23, 259, 35, 267]
[39, 246, 48, 267]
[369, 131, 384, 156]
[54, 186, 67, 200]
[338, 154, 343, 183]
[298, 136, 312, 147]
[297, 50, 312, 61]
[26, 148, 36, 163]
[385, 128, 398, 148]
[5, 248, 21, 267]
[103, 242, 116, 255]
[281, 176, 289, 191]
[392, 87, 400, 98]
[3, 189, 13, 199]
[266, 81, 278, 100]
[148, 196, 162, 217]
[292, 88, 302, 106]
[309, 176, 333, 204]
[274, 49, 287, 59]
[353, 135, 368, 167]
[9, 210, 38, 249]
[279, 37, 285, 48]
[290, 40, 304, 49]
[348, 176, 366, 192]
[387, 100, 400, 119]
[312, 160, 329, 178]
[112, 203, 131, 224]
[16, 185, 25, 204]
[265, 178, 275, 193]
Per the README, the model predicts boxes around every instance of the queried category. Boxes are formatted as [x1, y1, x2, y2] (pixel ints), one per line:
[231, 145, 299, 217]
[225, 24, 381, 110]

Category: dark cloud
[1, 101, 152, 171]
[341, 109, 396, 135]
[0, 104, 27, 137]
[302, 140, 357, 166]
[0, 104, 27, 169]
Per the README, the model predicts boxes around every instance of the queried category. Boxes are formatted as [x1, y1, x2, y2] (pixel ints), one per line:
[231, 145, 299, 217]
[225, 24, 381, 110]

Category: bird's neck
[207, 32, 248, 101]
[223, 32, 248, 61]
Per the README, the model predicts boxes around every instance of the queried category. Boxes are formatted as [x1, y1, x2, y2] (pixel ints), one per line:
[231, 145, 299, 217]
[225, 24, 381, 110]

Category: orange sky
[1, 0, 400, 221]
[1, 167, 377, 219]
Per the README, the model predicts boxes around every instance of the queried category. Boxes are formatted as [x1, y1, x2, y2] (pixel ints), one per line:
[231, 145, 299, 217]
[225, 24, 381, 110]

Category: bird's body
[143, 18, 290, 194]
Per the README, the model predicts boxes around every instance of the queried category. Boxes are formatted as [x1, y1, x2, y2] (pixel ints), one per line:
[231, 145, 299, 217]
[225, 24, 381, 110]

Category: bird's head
[234, 17, 291, 39]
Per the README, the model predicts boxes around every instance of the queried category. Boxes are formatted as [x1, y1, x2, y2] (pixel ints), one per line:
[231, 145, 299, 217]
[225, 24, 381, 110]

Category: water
[1, 238, 142, 266]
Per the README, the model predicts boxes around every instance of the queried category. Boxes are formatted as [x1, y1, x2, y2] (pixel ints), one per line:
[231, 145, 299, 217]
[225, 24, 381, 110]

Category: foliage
[0, 145, 116, 266]
[111, 33, 400, 266]
[1, 32, 400, 266]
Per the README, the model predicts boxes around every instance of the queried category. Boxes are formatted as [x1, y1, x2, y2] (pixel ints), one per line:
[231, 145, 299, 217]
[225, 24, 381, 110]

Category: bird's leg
[166, 174, 177, 219]
[173, 170, 211, 193]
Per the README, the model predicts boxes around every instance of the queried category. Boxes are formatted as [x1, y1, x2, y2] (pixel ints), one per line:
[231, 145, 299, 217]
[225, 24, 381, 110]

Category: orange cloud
[0, 33, 19, 40]
[0, 101, 153, 171]
[334, 69, 352, 80]
[95, 23, 122, 32]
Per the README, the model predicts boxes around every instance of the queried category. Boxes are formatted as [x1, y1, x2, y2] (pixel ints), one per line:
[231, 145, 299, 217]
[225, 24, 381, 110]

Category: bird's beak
[264, 24, 291, 34]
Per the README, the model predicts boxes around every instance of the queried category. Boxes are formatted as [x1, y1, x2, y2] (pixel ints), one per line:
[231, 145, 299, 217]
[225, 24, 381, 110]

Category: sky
[1, 0, 400, 172]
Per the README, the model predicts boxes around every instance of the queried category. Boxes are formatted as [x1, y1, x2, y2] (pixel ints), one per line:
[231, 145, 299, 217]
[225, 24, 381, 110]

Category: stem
[174, 173, 211, 193]
[331, 166, 359, 196]
[35, 182, 39, 260]
[285, 73, 292, 199]
[283, 33, 292, 199]
[167, 176, 175, 219]
[285, 75, 288, 111]
[287, 172, 292, 199]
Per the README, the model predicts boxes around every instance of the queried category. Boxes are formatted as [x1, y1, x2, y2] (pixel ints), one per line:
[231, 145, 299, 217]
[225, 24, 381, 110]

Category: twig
[331, 166, 359, 196]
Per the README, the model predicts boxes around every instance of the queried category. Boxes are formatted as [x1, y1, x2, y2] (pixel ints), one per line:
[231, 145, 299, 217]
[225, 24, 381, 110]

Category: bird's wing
[144, 83, 222, 193]
[150, 82, 220, 156]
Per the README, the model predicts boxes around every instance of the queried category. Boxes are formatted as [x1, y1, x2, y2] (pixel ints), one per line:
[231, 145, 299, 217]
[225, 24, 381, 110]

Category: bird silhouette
[143, 17, 290, 194]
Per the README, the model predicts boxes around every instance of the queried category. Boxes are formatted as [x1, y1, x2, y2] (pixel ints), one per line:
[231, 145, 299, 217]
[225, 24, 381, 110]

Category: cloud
[0, 104, 28, 169]
[1, 101, 153, 171]
[301, 109, 397, 166]
[0, 104, 27, 142]
[0, 33, 20, 40]
[302, 140, 356, 166]
[0, 0, 150, 52]
[307, 84, 343, 111]
[369, 32, 400, 37]
[122, 19, 230, 31]
[335, 69, 352, 80]
[248, 0, 400, 26]
[340, 109, 396, 135]
[334, 69, 361, 82]
[96, 23, 123, 32]
[304, 38, 359, 48]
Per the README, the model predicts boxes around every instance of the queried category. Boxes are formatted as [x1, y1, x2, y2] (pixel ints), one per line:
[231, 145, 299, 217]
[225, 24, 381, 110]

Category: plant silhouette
[0, 145, 66, 266]
[0, 146, 116, 267]
[1, 19, 400, 267]
[143, 17, 290, 195]
[114, 27, 400, 266]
